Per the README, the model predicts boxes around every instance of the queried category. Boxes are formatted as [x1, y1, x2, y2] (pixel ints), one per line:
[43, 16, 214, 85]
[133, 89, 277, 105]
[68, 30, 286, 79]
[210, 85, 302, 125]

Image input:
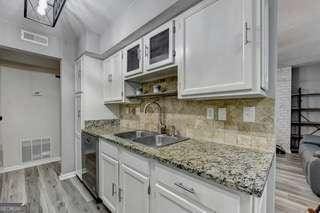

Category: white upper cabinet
[123, 39, 143, 77]
[177, 0, 269, 99]
[143, 21, 176, 71]
[103, 51, 124, 103]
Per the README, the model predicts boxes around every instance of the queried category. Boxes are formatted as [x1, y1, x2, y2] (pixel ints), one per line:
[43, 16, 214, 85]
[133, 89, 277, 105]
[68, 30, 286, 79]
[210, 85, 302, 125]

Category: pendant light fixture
[24, 0, 66, 27]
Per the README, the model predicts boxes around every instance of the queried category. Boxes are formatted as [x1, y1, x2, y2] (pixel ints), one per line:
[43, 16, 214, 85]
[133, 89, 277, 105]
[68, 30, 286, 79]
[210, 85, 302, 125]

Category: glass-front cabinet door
[123, 39, 143, 77]
[143, 21, 175, 71]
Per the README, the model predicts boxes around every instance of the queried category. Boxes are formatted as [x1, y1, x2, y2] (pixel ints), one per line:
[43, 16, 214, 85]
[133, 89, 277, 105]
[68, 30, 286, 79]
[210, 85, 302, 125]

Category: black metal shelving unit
[291, 88, 320, 153]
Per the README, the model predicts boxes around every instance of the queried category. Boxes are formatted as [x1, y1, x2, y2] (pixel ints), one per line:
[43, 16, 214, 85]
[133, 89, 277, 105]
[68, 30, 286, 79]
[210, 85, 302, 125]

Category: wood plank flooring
[2, 154, 318, 213]
[0, 162, 110, 213]
[276, 154, 320, 213]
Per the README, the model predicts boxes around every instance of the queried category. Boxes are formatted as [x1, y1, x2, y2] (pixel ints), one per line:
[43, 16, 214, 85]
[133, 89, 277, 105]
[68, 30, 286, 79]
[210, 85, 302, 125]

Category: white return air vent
[21, 137, 52, 163]
[21, 30, 48, 46]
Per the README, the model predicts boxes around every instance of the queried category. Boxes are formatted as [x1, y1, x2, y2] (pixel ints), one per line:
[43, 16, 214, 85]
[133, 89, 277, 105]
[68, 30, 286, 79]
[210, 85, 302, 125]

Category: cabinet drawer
[120, 150, 149, 176]
[155, 165, 240, 213]
[99, 139, 119, 159]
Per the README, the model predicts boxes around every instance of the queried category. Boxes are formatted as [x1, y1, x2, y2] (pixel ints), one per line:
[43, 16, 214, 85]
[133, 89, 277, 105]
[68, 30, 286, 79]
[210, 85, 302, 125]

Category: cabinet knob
[145, 46, 149, 58]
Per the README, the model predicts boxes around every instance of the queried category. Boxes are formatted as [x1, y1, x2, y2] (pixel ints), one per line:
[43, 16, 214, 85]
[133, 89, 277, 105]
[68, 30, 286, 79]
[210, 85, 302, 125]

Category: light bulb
[37, 0, 48, 16]
[37, 6, 46, 16]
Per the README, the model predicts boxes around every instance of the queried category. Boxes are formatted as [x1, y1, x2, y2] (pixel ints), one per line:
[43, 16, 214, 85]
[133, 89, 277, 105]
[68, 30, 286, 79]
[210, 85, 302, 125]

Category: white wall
[100, 0, 178, 52]
[60, 39, 76, 174]
[0, 17, 77, 174]
[0, 19, 62, 59]
[0, 66, 61, 167]
[276, 67, 292, 153]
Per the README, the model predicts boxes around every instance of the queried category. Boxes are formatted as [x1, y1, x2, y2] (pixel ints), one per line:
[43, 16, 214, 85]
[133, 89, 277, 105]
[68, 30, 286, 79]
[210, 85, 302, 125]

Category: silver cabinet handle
[145, 46, 149, 58]
[174, 182, 195, 194]
[137, 48, 141, 60]
[108, 74, 112, 82]
[244, 22, 251, 45]
[118, 188, 123, 202]
[112, 183, 116, 196]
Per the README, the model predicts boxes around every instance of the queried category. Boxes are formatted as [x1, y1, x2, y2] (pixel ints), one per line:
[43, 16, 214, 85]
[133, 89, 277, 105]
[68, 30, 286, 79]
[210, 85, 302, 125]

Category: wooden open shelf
[126, 90, 177, 99]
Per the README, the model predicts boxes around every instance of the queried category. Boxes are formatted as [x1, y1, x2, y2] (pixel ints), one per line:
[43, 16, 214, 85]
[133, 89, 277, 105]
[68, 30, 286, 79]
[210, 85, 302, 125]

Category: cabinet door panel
[179, 0, 253, 96]
[103, 52, 123, 103]
[75, 59, 82, 93]
[100, 153, 119, 213]
[144, 21, 175, 71]
[75, 133, 82, 179]
[120, 164, 149, 213]
[123, 40, 143, 77]
[74, 95, 82, 136]
[154, 183, 209, 213]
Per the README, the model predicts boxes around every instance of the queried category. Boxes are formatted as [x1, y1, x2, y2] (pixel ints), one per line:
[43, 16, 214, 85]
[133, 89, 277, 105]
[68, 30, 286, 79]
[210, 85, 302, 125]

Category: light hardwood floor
[0, 162, 110, 213]
[276, 154, 320, 213]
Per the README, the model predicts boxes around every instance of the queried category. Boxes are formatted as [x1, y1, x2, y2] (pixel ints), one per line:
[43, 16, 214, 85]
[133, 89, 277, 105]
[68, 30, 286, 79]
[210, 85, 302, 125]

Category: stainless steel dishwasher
[81, 132, 100, 200]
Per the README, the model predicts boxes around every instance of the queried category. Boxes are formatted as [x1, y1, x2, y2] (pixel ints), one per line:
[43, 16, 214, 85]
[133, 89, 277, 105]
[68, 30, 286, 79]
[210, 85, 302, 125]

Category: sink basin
[133, 134, 189, 147]
[115, 130, 189, 148]
[114, 130, 157, 140]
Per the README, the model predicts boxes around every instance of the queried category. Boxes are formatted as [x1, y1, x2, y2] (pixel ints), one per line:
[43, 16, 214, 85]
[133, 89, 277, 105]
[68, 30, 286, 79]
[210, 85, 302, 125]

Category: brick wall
[276, 67, 292, 153]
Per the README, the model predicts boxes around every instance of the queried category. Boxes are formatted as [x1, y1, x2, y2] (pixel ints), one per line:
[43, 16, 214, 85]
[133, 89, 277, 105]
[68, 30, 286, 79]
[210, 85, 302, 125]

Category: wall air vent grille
[21, 137, 52, 163]
[21, 30, 49, 46]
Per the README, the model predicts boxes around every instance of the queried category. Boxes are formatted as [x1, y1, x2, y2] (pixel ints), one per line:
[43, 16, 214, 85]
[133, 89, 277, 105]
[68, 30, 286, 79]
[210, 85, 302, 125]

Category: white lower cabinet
[153, 165, 240, 213]
[99, 139, 150, 213]
[100, 152, 119, 213]
[99, 139, 270, 213]
[154, 183, 208, 213]
[119, 164, 150, 213]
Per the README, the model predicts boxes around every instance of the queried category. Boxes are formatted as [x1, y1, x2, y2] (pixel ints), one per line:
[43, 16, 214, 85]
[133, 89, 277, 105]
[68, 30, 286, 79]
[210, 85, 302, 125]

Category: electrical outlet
[218, 108, 227, 121]
[243, 107, 255, 122]
[207, 108, 214, 120]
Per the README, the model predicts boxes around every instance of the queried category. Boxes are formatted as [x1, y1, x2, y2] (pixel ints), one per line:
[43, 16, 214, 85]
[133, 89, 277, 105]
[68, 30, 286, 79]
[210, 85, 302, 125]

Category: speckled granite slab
[83, 126, 274, 197]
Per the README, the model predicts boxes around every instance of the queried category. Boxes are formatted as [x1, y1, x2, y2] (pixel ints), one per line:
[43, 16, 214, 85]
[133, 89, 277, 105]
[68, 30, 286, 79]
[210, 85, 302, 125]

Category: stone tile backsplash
[120, 97, 274, 152]
[85, 119, 120, 129]
[119, 77, 275, 153]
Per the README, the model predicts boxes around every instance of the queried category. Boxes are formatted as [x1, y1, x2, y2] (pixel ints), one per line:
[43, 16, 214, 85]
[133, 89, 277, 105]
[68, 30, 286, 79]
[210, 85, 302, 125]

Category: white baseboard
[0, 157, 61, 174]
[59, 171, 76, 181]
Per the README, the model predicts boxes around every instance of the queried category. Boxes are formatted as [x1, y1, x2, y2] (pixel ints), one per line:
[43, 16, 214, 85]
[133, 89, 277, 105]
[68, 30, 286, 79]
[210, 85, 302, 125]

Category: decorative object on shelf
[24, 0, 67, 27]
[153, 84, 161, 94]
[135, 88, 143, 96]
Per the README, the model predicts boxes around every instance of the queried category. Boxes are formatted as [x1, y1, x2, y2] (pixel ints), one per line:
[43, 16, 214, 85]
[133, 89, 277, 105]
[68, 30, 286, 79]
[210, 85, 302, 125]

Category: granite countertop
[83, 126, 274, 197]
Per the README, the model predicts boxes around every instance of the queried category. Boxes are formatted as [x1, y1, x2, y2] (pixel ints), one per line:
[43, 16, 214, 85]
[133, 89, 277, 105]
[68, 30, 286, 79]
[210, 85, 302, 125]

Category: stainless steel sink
[115, 131, 189, 148]
[114, 130, 156, 140]
[133, 134, 188, 147]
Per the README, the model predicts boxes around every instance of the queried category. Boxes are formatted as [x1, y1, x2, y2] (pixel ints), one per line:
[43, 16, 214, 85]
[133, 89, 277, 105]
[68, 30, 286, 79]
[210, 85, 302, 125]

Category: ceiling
[278, 0, 320, 67]
[0, 0, 135, 38]
[0, 0, 320, 67]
